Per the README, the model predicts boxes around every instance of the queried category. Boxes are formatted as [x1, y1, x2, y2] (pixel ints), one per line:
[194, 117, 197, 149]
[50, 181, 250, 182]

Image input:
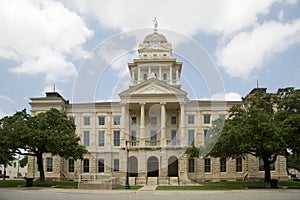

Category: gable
[119, 78, 187, 97]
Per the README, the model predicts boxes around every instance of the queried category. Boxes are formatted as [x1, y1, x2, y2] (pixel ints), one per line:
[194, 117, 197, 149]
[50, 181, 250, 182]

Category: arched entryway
[128, 156, 138, 177]
[168, 156, 178, 177]
[147, 156, 159, 177]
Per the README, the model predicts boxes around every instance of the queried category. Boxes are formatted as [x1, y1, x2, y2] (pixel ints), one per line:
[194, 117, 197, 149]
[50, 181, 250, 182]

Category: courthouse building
[27, 26, 288, 185]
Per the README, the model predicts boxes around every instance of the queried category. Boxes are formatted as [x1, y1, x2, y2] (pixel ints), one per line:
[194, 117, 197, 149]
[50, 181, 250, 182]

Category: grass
[0, 180, 25, 187]
[0, 180, 78, 188]
[156, 181, 300, 190]
[113, 185, 143, 190]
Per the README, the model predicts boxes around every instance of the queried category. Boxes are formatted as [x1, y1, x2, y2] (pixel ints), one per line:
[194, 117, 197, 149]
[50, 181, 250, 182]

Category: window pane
[151, 116, 157, 125]
[219, 114, 226, 121]
[114, 116, 120, 125]
[83, 131, 90, 146]
[98, 131, 105, 147]
[83, 159, 89, 173]
[46, 157, 53, 172]
[98, 159, 104, 173]
[114, 159, 119, 172]
[171, 116, 176, 124]
[83, 116, 90, 125]
[131, 131, 137, 146]
[204, 129, 210, 141]
[131, 116, 137, 125]
[114, 131, 120, 146]
[220, 158, 226, 172]
[188, 159, 195, 173]
[188, 115, 194, 124]
[236, 158, 242, 172]
[99, 116, 105, 125]
[69, 117, 75, 124]
[188, 130, 195, 146]
[68, 159, 74, 173]
[204, 158, 211, 173]
[204, 115, 210, 124]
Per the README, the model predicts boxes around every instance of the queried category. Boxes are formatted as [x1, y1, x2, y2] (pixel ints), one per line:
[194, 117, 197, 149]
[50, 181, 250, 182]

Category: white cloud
[278, 10, 285, 21]
[0, 95, 15, 118]
[66, 0, 280, 35]
[216, 19, 300, 79]
[0, 0, 92, 83]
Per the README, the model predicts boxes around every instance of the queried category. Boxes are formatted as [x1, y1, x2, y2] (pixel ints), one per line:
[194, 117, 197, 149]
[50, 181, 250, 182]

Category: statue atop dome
[153, 17, 158, 32]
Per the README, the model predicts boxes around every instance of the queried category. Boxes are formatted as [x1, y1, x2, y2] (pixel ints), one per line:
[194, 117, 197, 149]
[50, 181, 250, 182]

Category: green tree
[0, 118, 15, 180]
[1, 108, 88, 182]
[210, 89, 287, 182]
[19, 156, 28, 168]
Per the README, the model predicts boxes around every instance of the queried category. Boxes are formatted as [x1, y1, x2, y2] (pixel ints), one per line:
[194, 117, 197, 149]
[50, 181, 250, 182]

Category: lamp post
[125, 140, 130, 189]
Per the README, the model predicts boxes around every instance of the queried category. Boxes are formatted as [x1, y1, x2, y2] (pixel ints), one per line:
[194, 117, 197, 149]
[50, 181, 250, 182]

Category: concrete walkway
[138, 185, 157, 191]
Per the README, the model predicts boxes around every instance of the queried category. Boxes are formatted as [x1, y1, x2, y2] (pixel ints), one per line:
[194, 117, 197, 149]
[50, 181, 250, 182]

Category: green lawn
[156, 181, 300, 190]
[0, 180, 25, 187]
[113, 185, 143, 190]
[0, 180, 78, 188]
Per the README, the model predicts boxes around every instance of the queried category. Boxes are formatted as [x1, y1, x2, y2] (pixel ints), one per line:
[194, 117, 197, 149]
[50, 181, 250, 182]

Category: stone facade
[27, 27, 288, 184]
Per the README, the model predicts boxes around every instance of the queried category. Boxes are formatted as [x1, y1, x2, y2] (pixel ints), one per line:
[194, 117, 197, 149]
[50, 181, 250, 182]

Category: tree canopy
[0, 108, 88, 181]
[209, 87, 300, 182]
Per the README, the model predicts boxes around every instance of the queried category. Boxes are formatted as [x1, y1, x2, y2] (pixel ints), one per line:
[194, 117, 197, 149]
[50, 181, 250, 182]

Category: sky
[0, 0, 300, 118]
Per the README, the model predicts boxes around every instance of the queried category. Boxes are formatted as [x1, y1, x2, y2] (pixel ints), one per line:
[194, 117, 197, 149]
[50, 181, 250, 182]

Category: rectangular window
[204, 115, 211, 124]
[259, 158, 275, 171]
[83, 159, 89, 173]
[98, 116, 105, 125]
[131, 131, 137, 146]
[131, 116, 137, 125]
[220, 158, 227, 172]
[188, 130, 195, 146]
[69, 117, 75, 124]
[46, 157, 53, 172]
[98, 159, 104, 173]
[150, 130, 157, 146]
[113, 159, 119, 172]
[204, 158, 211, 173]
[204, 129, 210, 141]
[83, 131, 90, 146]
[188, 158, 195, 173]
[114, 131, 120, 146]
[236, 158, 242, 172]
[83, 116, 90, 125]
[171, 130, 177, 146]
[98, 130, 105, 147]
[188, 115, 194, 124]
[113, 116, 120, 125]
[68, 159, 75, 173]
[171, 116, 177, 124]
[151, 116, 157, 125]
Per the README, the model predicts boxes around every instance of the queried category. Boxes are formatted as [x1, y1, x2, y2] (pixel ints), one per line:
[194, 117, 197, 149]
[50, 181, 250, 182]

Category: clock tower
[128, 19, 182, 88]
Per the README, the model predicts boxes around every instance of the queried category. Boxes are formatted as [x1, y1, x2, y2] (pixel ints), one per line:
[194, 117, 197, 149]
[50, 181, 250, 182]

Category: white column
[138, 67, 141, 83]
[148, 67, 151, 79]
[180, 102, 186, 147]
[159, 66, 162, 80]
[161, 102, 166, 147]
[169, 66, 173, 84]
[121, 103, 126, 147]
[140, 103, 145, 147]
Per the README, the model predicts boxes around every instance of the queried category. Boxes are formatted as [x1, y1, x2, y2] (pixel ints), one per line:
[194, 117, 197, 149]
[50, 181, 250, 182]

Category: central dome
[143, 32, 168, 43]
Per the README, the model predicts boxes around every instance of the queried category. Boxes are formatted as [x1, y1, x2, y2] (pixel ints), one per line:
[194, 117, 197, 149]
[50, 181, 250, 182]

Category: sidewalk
[138, 185, 157, 191]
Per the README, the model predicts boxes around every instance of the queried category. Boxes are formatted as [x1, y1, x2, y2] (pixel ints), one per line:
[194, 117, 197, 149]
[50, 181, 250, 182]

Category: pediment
[119, 78, 186, 97]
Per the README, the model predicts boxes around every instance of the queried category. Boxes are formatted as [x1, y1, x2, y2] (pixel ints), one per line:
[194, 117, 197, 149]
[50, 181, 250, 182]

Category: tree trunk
[3, 165, 6, 181]
[36, 153, 45, 182]
[263, 158, 271, 182]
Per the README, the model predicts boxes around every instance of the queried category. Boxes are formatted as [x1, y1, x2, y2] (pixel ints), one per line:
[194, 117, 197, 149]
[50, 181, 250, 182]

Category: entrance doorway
[147, 156, 159, 177]
[168, 156, 178, 177]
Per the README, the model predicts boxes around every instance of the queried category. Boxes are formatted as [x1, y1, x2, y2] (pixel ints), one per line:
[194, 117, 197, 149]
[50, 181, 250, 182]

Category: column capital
[139, 102, 146, 106]
[179, 101, 186, 105]
[160, 102, 166, 105]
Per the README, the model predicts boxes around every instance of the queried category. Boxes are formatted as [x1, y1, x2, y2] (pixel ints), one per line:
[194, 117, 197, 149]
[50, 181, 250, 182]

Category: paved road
[1, 188, 300, 200]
